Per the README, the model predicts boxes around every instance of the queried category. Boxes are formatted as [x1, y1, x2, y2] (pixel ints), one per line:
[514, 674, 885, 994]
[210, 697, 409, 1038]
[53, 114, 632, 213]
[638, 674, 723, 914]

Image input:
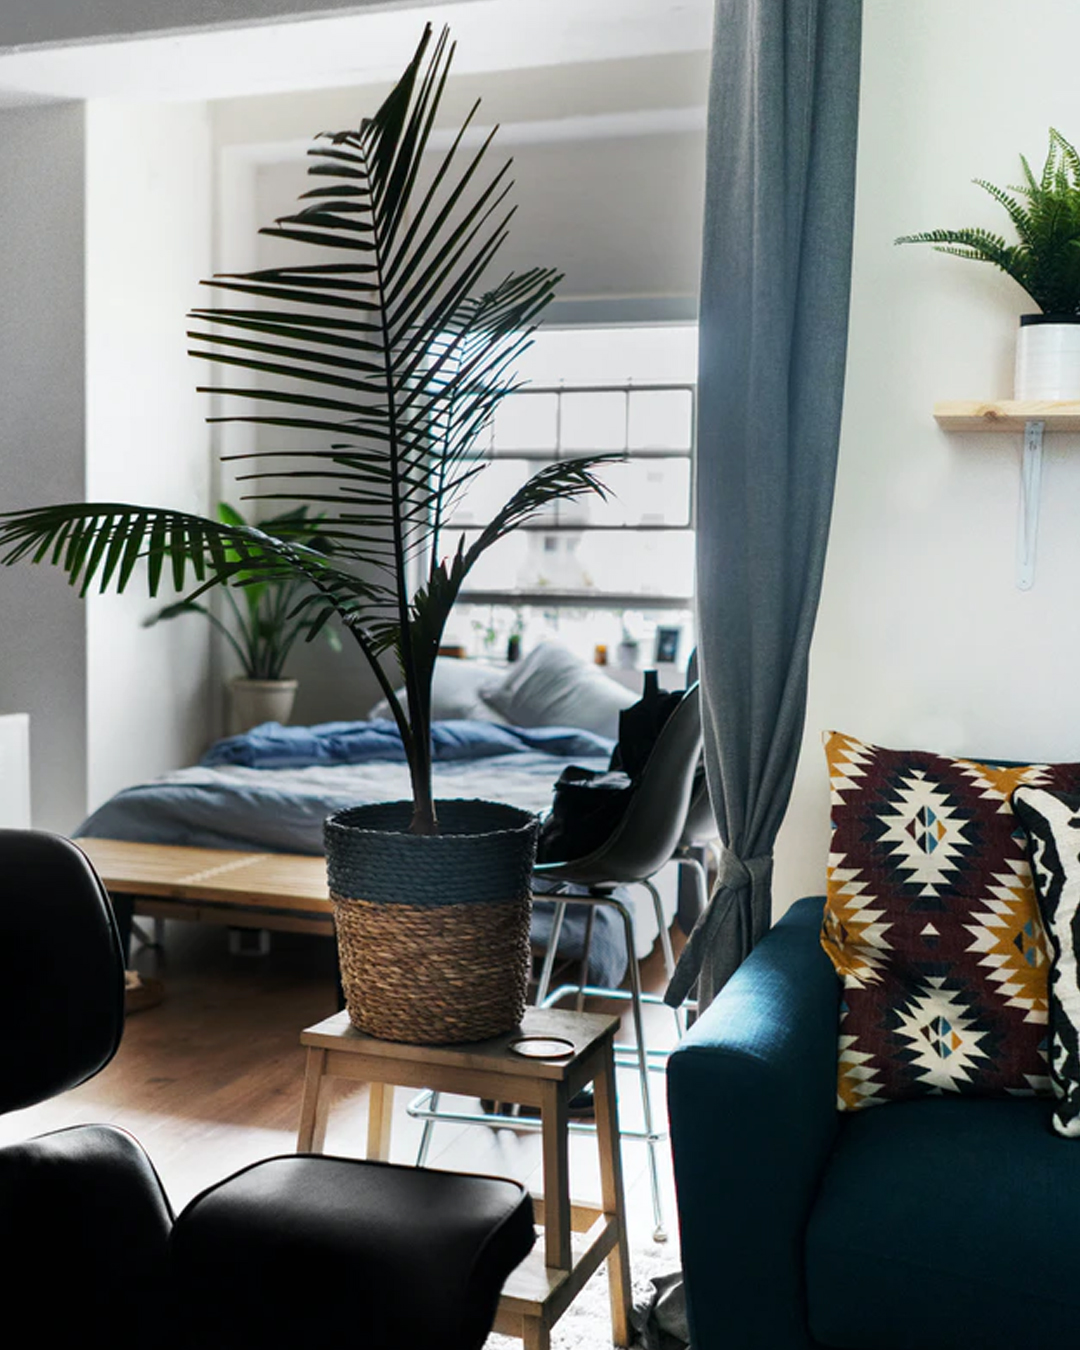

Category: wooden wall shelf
[934, 400, 1080, 431]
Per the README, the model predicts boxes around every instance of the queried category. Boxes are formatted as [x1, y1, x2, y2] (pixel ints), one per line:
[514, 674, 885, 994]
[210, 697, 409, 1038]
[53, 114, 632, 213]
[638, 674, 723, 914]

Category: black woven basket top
[324, 799, 540, 907]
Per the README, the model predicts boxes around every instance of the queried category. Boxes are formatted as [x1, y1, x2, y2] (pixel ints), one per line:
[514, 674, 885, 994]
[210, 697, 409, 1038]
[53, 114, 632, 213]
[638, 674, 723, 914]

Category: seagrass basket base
[332, 892, 532, 1044]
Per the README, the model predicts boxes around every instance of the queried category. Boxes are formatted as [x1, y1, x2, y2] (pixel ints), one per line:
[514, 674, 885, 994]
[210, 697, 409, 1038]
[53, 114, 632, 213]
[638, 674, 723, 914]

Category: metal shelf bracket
[1016, 419, 1044, 590]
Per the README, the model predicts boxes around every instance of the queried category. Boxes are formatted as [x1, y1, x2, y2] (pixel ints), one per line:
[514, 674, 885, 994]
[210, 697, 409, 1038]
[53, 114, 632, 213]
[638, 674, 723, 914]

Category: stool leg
[296, 1047, 327, 1152]
[539, 1080, 572, 1271]
[367, 1081, 394, 1161]
[594, 1043, 631, 1348]
[523, 1315, 551, 1350]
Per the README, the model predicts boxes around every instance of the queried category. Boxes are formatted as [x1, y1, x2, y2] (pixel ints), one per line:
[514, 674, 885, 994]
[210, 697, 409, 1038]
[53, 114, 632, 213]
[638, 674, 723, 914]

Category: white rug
[484, 1242, 681, 1349]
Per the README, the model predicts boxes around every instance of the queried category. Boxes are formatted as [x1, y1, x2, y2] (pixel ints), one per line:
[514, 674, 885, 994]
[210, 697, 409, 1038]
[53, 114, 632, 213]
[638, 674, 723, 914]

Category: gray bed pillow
[367, 658, 508, 723]
[481, 642, 635, 739]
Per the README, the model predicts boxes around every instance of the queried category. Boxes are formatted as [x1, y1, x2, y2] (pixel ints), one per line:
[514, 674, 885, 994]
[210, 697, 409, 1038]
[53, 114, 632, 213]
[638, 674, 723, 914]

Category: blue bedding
[79, 718, 628, 987]
[202, 718, 614, 769]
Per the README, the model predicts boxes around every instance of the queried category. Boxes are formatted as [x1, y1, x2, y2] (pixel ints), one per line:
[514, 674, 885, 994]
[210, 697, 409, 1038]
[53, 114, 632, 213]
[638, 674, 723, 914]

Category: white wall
[773, 0, 1080, 911]
[84, 100, 214, 810]
[0, 103, 88, 832]
[214, 51, 707, 324]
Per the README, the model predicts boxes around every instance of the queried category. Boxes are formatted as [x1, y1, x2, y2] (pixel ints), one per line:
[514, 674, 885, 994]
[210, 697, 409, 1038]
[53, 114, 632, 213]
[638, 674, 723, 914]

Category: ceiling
[0, 0, 715, 105]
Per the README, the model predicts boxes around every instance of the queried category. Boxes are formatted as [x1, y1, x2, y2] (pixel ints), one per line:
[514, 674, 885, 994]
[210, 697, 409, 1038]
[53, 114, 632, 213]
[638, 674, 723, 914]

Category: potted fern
[0, 25, 615, 1043]
[897, 127, 1080, 399]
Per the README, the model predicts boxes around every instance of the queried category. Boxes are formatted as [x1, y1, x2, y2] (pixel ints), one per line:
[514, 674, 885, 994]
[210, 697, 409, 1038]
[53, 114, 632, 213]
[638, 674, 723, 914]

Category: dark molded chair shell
[533, 682, 702, 888]
[0, 830, 125, 1115]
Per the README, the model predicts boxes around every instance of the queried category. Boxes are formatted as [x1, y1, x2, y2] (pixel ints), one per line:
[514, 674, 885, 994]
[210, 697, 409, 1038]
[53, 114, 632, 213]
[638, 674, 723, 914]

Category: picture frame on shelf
[655, 626, 681, 664]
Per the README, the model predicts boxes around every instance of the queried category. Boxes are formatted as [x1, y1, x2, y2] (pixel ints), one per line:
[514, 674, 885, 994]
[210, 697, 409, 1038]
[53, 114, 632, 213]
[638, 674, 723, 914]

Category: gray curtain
[667, 0, 862, 1012]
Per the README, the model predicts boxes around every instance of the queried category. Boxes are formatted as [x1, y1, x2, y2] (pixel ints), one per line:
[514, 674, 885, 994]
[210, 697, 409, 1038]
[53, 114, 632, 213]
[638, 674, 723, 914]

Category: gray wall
[85, 100, 215, 809]
[0, 103, 88, 831]
[0, 1, 433, 50]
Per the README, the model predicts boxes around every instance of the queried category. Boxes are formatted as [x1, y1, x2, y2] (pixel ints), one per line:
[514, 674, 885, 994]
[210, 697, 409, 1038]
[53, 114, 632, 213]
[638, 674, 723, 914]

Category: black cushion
[0, 830, 124, 1113]
[170, 1154, 535, 1349]
[0, 1124, 174, 1333]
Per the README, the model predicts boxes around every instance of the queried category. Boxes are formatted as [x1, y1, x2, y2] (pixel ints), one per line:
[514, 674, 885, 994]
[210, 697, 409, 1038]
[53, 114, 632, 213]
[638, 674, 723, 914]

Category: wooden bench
[76, 837, 333, 937]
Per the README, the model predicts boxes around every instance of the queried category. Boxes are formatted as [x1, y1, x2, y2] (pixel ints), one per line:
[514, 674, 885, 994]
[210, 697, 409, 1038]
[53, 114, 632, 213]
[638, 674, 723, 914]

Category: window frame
[455, 376, 697, 609]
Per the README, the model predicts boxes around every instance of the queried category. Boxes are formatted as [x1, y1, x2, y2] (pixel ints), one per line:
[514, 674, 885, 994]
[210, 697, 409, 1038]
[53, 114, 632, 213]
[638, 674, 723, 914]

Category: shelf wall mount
[1016, 418, 1043, 591]
[933, 400, 1080, 591]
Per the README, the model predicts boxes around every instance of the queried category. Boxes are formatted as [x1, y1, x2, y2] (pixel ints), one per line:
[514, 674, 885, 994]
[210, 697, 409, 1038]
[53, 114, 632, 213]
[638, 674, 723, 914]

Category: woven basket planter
[324, 799, 539, 1044]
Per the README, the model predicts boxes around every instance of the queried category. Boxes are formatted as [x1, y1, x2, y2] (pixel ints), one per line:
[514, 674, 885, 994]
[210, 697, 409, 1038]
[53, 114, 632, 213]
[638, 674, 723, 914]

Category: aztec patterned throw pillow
[1011, 786, 1080, 1138]
[820, 731, 1080, 1111]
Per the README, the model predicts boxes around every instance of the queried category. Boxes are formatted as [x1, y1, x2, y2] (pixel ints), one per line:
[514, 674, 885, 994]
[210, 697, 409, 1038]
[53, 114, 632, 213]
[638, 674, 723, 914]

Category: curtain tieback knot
[716, 847, 772, 891]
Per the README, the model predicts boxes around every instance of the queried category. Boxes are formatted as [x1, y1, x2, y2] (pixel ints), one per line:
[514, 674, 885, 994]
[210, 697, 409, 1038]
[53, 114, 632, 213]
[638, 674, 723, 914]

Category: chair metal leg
[643, 877, 683, 1039]
[416, 1089, 439, 1166]
[681, 852, 711, 921]
[608, 894, 667, 1242]
[575, 908, 595, 1013]
[535, 897, 568, 1007]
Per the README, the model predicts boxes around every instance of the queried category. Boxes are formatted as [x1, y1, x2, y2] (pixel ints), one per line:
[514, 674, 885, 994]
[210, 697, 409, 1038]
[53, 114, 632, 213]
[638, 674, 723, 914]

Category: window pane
[627, 388, 693, 450]
[491, 392, 558, 453]
[457, 528, 694, 600]
[516, 325, 698, 385]
[442, 459, 531, 528]
[588, 458, 690, 528]
[559, 391, 626, 451]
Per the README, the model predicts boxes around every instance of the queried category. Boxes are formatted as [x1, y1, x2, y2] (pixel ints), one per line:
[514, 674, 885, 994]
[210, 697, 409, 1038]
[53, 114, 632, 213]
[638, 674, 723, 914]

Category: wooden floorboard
[0, 918, 682, 1247]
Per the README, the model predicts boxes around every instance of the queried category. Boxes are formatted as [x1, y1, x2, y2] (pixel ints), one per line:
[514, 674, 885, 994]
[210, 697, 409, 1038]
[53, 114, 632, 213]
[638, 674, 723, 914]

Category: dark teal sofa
[667, 896, 1080, 1350]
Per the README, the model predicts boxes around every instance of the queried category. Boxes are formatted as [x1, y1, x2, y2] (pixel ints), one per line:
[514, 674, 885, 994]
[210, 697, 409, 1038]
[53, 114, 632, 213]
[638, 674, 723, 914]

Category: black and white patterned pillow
[1012, 786, 1080, 1137]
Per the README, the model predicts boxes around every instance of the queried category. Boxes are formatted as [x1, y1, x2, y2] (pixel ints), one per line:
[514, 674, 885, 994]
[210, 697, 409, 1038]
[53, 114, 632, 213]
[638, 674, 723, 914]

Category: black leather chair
[0, 829, 534, 1348]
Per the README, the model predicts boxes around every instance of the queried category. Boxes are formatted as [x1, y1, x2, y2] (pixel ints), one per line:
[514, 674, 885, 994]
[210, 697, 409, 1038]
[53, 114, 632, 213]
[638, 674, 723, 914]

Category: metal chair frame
[407, 684, 704, 1243]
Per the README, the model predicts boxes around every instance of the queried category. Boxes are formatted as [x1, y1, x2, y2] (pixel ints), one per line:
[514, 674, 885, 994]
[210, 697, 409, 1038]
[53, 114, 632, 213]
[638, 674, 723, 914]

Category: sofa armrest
[667, 896, 841, 1350]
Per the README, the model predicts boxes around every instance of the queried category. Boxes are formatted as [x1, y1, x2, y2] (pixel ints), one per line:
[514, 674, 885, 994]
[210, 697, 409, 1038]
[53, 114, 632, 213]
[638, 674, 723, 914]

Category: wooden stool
[296, 1006, 632, 1350]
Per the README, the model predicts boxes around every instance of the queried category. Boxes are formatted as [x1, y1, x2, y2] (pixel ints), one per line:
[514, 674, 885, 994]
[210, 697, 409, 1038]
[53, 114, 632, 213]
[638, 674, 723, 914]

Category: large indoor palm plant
[0, 24, 612, 837]
[0, 25, 616, 1041]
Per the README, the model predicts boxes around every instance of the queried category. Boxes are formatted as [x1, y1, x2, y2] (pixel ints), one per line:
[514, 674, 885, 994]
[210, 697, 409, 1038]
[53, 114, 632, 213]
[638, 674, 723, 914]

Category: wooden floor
[0, 917, 684, 1249]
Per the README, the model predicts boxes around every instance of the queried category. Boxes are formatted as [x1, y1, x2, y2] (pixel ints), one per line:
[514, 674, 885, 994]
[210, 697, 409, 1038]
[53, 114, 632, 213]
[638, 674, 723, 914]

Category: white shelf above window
[457, 590, 693, 611]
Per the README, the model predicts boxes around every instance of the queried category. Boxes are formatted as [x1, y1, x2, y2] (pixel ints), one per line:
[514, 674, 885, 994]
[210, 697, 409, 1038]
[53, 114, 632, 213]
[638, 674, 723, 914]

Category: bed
[78, 647, 683, 987]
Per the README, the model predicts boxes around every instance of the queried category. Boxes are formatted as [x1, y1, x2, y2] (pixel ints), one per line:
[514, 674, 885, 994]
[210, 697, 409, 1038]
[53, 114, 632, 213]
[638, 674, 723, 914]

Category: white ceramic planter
[228, 677, 298, 735]
[1014, 316, 1080, 399]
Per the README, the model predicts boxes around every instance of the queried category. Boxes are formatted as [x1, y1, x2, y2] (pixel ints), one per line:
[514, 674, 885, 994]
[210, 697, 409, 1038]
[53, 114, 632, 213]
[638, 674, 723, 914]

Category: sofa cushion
[819, 732, 1080, 1110]
[806, 1097, 1080, 1350]
[1012, 786, 1080, 1137]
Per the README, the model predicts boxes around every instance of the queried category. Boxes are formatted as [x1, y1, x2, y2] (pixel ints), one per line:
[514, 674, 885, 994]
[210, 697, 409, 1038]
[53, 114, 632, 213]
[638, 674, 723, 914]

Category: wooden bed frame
[76, 837, 334, 937]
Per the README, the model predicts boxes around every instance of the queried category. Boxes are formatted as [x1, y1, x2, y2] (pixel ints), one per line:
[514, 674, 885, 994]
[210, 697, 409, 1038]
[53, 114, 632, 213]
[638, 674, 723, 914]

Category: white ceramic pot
[1014, 315, 1080, 399]
[228, 677, 298, 735]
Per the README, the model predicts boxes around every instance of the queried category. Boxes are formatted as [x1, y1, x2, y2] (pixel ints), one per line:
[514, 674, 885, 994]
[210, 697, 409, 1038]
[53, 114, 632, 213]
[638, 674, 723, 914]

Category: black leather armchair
[0, 829, 534, 1348]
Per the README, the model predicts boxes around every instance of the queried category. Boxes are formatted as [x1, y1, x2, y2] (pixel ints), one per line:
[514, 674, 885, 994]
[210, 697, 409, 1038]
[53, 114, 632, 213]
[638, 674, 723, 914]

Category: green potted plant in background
[0, 25, 616, 1043]
[145, 502, 340, 734]
[897, 127, 1080, 400]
